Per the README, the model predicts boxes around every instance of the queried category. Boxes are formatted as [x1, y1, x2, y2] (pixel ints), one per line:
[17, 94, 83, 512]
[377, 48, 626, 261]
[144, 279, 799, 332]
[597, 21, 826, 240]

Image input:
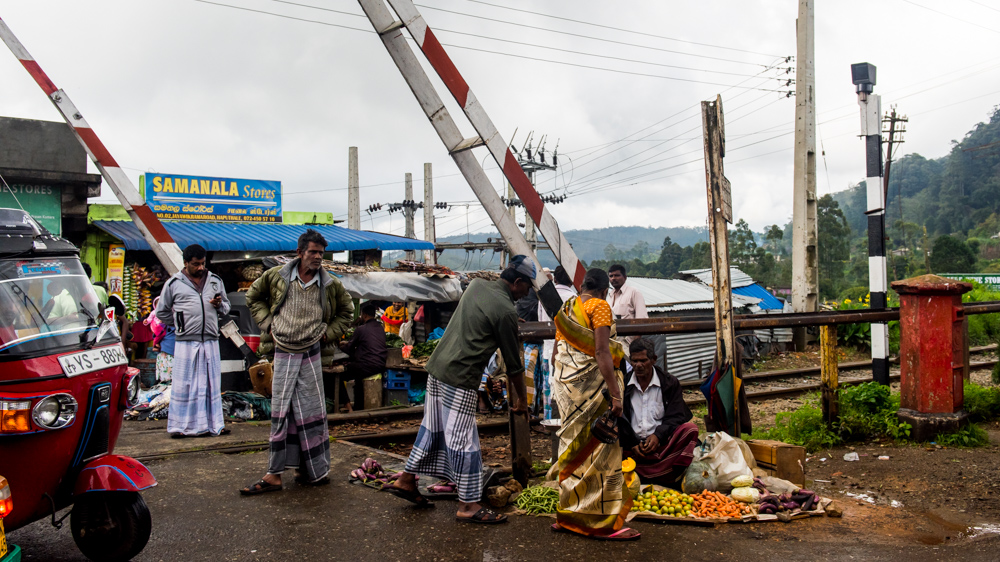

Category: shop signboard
[144, 173, 282, 222]
[0, 183, 62, 235]
[107, 244, 126, 298]
[940, 274, 1000, 289]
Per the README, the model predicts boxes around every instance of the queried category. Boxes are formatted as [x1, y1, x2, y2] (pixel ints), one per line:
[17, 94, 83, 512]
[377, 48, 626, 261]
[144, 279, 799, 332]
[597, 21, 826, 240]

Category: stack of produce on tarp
[122, 264, 136, 318]
[629, 432, 833, 524]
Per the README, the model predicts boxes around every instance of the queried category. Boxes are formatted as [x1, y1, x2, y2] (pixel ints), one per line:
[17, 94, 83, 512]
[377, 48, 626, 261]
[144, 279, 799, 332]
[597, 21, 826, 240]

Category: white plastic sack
[399, 320, 415, 345]
[700, 432, 753, 492]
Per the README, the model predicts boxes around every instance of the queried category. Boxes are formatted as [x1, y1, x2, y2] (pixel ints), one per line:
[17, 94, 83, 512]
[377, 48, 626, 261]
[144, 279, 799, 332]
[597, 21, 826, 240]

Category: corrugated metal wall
[649, 332, 717, 382]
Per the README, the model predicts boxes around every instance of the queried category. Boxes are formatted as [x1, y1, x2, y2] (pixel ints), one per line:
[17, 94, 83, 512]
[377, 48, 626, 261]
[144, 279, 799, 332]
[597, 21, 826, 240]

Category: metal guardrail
[518, 300, 1000, 339]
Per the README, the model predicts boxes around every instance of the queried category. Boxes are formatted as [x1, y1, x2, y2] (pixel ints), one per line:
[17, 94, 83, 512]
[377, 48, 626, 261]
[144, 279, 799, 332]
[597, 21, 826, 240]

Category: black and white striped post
[852, 62, 890, 386]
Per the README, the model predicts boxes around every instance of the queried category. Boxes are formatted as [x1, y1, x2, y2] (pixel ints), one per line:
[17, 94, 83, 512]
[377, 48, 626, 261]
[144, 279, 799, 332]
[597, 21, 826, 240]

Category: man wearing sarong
[385, 256, 535, 524]
[619, 338, 699, 488]
[156, 244, 231, 438]
[240, 229, 354, 494]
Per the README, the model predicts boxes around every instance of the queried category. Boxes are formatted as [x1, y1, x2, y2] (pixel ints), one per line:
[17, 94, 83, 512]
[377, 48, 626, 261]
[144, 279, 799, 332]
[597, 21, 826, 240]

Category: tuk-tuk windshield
[0, 258, 117, 357]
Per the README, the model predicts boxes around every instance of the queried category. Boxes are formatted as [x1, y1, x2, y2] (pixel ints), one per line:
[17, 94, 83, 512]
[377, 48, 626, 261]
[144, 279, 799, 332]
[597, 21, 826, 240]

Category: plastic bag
[700, 432, 754, 493]
[399, 321, 415, 345]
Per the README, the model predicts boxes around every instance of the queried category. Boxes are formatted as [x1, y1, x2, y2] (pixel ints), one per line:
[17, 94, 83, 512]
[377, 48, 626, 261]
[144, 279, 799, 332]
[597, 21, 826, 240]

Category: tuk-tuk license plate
[58, 344, 128, 377]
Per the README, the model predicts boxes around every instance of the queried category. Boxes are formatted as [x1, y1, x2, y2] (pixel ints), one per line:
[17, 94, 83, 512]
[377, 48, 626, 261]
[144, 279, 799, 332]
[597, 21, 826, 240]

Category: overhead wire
[461, 0, 785, 58]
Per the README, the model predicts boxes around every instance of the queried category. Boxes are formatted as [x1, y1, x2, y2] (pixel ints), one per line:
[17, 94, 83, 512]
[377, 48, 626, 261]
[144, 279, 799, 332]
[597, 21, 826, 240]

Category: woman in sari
[549, 268, 640, 541]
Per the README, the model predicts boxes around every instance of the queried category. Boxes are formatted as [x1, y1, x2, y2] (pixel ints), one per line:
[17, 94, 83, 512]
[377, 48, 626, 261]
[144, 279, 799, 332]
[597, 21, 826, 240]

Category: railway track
[133, 347, 997, 460]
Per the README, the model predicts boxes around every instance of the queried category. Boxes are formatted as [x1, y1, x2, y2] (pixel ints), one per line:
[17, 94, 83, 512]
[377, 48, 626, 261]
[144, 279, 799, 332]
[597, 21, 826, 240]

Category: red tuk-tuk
[0, 209, 155, 562]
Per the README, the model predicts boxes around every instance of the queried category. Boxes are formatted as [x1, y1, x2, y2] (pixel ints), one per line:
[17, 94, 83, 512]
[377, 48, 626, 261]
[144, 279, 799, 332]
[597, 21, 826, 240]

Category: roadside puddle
[911, 509, 1000, 545]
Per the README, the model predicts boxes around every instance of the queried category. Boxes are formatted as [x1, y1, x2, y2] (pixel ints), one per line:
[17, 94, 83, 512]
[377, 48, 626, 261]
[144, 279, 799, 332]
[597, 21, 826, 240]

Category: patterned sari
[549, 296, 633, 536]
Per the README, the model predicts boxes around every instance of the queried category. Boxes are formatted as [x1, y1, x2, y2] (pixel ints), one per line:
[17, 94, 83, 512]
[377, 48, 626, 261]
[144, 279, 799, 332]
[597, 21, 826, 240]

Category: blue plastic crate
[386, 370, 411, 384]
[385, 380, 410, 390]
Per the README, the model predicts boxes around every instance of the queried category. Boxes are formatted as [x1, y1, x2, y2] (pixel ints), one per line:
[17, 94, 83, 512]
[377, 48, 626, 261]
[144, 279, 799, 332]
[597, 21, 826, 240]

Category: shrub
[963, 382, 1000, 422]
[753, 394, 842, 452]
[934, 423, 989, 448]
[963, 282, 1000, 346]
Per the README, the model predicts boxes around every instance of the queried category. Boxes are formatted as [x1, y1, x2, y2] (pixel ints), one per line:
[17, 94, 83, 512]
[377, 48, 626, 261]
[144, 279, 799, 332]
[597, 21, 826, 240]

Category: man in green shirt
[82, 263, 108, 306]
[385, 255, 535, 525]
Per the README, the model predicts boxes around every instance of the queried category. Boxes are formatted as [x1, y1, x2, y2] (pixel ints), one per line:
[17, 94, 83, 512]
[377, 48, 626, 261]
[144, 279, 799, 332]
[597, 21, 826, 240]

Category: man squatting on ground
[240, 229, 354, 494]
[619, 338, 700, 486]
[384, 255, 536, 524]
[156, 244, 231, 438]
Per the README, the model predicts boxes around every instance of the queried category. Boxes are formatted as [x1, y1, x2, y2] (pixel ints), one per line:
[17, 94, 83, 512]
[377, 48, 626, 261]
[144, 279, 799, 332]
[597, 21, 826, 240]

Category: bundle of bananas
[241, 263, 265, 281]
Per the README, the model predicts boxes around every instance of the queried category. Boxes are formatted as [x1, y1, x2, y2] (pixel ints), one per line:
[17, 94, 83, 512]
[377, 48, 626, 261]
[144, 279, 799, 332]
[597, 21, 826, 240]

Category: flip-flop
[551, 524, 640, 541]
[457, 507, 507, 524]
[239, 479, 282, 496]
[593, 528, 641, 541]
[169, 433, 187, 439]
[384, 485, 435, 508]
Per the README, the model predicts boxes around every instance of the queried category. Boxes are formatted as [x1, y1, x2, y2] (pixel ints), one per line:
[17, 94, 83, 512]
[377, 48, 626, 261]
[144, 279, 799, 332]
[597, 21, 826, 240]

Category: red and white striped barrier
[378, 0, 587, 290]
[0, 16, 183, 275]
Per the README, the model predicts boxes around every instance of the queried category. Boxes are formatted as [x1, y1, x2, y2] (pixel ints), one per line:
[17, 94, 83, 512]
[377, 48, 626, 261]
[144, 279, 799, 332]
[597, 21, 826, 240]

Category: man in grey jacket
[156, 244, 231, 438]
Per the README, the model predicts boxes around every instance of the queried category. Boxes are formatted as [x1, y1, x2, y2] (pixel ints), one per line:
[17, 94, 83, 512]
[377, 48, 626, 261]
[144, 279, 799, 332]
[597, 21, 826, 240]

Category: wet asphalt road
[9, 423, 1000, 561]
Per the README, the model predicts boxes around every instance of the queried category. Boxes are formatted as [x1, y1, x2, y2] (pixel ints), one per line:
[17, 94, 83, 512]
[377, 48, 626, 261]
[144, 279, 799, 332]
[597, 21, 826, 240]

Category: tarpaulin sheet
[337, 271, 463, 303]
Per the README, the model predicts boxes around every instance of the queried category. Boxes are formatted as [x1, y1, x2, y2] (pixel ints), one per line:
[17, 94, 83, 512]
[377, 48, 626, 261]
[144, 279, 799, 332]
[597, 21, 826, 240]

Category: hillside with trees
[433, 106, 1000, 300]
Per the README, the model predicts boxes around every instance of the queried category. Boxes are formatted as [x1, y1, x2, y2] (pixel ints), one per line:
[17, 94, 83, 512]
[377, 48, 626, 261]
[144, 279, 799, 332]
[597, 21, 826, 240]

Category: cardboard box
[747, 439, 806, 486]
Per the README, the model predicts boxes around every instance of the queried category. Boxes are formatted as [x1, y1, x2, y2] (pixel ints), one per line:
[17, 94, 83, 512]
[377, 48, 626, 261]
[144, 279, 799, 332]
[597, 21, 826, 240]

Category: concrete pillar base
[896, 408, 969, 443]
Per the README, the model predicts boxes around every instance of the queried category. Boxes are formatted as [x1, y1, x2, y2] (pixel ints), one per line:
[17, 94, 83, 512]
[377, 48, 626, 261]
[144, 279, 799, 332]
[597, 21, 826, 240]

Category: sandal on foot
[240, 479, 282, 496]
[384, 485, 434, 508]
[169, 432, 187, 439]
[457, 507, 507, 524]
[593, 528, 641, 541]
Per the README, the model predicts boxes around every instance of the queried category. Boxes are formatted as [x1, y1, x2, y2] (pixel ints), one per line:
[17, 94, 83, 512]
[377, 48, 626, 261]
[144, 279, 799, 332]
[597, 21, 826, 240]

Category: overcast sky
[2, 0, 999, 244]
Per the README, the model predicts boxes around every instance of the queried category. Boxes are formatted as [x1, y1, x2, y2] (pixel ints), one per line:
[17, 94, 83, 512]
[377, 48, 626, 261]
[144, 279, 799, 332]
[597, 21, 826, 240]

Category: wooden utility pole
[404, 172, 416, 261]
[702, 95, 739, 437]
[348, 147, 361, 230]
[791, 0, 818, 350]
[882, 108, 908, 278]
[423, 163, 436, 264]
[820, 325, 839, 425]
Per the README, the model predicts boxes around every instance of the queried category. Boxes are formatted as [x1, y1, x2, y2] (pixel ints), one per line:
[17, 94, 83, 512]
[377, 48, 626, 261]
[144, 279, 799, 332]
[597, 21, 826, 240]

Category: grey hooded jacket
[155, 271, 231, 342]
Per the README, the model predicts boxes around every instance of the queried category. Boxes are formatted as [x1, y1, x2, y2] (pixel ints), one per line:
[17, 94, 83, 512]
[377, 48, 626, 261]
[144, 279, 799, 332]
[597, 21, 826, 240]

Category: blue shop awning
[732, 283, 784, 310]
[92, 220, 435, 253]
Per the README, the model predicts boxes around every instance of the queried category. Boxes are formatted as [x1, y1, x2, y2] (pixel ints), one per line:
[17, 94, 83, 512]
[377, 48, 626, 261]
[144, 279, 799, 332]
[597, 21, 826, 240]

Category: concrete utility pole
[791, 0, 818, 350]
[348, 146, 360, 231]
[851, 62, 890, 386]
[423, 162, 435, 264]
[702, 95, 740, 437]
[404, 172, 415, 261]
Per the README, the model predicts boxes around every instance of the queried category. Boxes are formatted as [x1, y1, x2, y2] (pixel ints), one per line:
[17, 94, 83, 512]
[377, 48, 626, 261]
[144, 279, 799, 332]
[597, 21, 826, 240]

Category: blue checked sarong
[268, 342, 330, 482]
[524, 343, 546, 416]
[168, 340, 224, 436]
[405, 376, 482, 503]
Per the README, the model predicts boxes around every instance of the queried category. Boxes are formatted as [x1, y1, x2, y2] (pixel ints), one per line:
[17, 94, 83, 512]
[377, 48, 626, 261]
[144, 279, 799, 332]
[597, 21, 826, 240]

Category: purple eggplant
[801, 494, 818, 511]
[781, 501, 799, 511]
[758, 504, 777, 514]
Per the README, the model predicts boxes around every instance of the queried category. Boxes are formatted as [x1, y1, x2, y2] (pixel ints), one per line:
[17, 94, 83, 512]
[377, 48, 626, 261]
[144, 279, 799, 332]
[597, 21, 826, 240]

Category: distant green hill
[432, 225, 708, 270]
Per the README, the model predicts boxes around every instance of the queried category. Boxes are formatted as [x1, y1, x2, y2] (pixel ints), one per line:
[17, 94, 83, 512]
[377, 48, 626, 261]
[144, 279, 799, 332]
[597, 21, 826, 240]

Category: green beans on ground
[515, 485, 559, 515]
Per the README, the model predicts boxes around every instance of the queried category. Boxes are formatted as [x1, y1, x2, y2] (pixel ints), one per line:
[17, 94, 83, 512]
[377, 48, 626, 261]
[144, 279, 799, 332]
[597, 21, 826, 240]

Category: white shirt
[608, 281, 647, 345]
[628, 373, 664, 440]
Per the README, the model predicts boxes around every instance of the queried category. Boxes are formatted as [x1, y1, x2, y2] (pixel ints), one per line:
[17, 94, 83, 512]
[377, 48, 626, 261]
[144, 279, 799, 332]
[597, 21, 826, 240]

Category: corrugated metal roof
[626, 277, 760, 312]
[92, 220, 434, 253]
[679, 267, 754, 288]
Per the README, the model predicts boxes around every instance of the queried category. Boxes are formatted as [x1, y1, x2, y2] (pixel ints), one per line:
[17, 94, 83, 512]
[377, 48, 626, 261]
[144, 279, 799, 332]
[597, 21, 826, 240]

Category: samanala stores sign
[144, 173, 282, 223]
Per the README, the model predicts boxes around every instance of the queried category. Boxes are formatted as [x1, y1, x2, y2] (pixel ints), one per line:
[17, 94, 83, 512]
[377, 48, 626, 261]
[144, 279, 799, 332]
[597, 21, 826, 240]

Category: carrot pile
[689, 491, 754, 519]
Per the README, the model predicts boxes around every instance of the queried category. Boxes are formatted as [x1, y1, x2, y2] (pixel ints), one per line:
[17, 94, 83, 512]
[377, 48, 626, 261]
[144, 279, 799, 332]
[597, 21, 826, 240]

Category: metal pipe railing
[518, 300, 1000, 339]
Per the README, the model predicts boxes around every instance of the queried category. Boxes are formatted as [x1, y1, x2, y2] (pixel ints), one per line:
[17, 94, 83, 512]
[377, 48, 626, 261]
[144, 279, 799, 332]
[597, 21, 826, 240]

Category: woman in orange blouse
[549, 268, 638, 541]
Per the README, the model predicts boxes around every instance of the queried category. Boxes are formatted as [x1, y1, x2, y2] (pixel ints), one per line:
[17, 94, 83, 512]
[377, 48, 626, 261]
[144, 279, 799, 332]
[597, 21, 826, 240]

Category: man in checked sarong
[384, 256, 535, 524]
[240, 229, 354, 494]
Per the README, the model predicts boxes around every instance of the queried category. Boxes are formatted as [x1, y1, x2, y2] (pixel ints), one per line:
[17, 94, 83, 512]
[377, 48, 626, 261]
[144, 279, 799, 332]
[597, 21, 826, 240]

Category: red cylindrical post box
[890, 274, 972, 441]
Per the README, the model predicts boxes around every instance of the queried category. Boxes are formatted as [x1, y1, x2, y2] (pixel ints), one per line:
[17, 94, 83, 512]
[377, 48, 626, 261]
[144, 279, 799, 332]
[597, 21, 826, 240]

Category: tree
[929, 235, 977, 273]
[729, 219, 758, 270]
[764, 224, 785, 255]
[818, 194, 851, 299]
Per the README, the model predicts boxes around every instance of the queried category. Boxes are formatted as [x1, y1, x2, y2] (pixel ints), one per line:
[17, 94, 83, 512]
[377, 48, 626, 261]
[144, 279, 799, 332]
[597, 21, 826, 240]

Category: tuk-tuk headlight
[31, 394, 77, 430]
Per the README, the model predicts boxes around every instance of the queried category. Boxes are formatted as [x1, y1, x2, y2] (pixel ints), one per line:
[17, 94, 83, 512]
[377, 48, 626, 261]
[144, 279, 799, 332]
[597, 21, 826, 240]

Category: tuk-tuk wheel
[70, 491, 152, 562]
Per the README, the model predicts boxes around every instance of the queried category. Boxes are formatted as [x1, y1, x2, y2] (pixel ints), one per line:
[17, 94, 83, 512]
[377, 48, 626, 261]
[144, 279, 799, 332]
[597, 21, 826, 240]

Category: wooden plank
[747, 439, 806, 485]
[506, 381, 533, 486]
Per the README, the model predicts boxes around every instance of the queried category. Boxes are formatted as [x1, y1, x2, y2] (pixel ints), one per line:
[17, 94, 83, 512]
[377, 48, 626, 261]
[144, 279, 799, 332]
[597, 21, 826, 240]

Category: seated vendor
[382, 300, 408, 335]
[337, 302, 387, 412]
[619, 338, 700, 487]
